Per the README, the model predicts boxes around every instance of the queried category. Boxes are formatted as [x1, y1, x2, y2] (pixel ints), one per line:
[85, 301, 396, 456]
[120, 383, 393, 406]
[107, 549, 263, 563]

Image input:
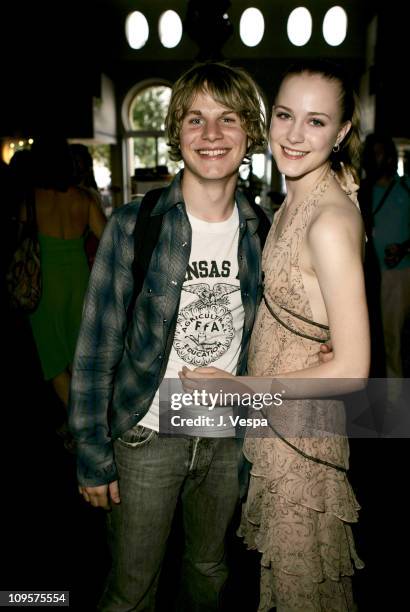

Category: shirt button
[182, 242, 187, 247]
[171, 280, 177, 286]
[163, 319, 167, 323]
[244, 291, 249, 297]
[158, 355, 163, 360]
[148, 288, 152, 293]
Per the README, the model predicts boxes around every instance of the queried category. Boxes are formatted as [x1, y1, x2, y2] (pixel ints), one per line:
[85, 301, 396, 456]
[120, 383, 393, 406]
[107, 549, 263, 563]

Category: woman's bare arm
[88, 195, 107, 240]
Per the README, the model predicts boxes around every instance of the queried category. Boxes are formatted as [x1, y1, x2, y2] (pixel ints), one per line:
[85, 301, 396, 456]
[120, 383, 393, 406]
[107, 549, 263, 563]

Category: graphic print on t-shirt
[138, 205, 243, 433]
[174, 282, 240, 366]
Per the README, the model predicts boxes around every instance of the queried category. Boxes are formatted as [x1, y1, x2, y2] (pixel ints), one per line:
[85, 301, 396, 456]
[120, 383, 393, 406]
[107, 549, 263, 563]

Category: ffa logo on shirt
[174, 283, 240, 366]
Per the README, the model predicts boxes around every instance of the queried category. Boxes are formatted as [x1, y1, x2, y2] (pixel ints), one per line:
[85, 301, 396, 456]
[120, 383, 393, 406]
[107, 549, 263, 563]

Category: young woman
[22, 137, 106, 448]
[181, 59, 370, 611]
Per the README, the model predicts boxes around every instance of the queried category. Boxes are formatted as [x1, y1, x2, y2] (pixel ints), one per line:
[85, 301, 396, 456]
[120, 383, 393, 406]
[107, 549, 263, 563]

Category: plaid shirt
[69, 171, 265, 486]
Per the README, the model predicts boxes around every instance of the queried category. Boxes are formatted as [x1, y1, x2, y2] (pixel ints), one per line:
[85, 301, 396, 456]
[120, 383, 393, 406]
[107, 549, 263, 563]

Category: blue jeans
[98, 425, 240, 612]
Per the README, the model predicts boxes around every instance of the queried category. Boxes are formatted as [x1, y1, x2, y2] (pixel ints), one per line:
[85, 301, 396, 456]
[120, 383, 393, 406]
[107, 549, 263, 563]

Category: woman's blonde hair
[165, 62, 267, 162]
[280, 59, 362, 183]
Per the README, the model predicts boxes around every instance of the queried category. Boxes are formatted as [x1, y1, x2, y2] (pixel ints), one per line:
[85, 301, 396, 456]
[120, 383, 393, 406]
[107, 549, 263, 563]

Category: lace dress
[239, 172, 364, 612]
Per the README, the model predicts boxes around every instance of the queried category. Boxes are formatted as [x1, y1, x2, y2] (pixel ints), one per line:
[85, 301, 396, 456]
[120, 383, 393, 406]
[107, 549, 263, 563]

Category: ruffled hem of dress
[238, 471, 364, 587]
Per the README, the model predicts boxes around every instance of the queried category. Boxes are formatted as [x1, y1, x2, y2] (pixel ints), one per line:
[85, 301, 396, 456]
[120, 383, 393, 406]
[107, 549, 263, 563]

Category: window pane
[322, 6, 348, 46]
[239, 8, 265, 47]
[157, 137, 183, 174]
[133, 137, 157, 168]
[287, 7, 312, 47]
[125, 11, 149, 50]
[159, 10, 183, 48]
[132, 136, 182, 175]
[130, 86, 172, 131]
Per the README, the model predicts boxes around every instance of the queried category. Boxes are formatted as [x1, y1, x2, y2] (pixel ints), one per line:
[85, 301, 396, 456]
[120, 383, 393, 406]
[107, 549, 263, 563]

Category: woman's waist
[38, 233, 86, 255]
[38, 232, 85, 245]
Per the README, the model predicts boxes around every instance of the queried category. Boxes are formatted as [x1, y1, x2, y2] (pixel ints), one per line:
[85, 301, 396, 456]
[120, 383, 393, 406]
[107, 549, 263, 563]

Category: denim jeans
[98, 425, 240, 612]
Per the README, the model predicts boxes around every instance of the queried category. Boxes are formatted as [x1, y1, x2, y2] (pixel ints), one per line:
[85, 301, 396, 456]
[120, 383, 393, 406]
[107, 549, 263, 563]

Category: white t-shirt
[139, 204, 244, 435]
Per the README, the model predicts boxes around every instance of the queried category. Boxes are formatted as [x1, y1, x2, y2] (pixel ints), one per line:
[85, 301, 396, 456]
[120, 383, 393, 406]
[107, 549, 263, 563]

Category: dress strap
[263, 295, 329, 343]
[260, 414, 348, 473]
[277, 302, 329, 330]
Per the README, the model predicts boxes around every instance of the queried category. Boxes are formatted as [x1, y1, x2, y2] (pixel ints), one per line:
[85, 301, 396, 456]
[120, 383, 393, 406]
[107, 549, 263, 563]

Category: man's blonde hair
[165, 62, 267, 162]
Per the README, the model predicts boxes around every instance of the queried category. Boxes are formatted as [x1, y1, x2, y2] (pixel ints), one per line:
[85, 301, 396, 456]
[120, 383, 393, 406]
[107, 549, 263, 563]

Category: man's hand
[178, 366, 253, 400]
[178, 366, 234, 393]
[179, 365, 234, 380]
[319, 342, 334, 364]
[79, 480, 120, 510]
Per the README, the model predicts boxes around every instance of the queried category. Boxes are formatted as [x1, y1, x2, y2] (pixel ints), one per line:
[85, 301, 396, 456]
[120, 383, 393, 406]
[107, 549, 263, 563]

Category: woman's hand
[319, 342, 334, 363]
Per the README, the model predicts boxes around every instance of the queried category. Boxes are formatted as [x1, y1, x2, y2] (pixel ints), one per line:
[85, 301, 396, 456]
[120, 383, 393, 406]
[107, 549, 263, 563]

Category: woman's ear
[337, 120, 352, 146]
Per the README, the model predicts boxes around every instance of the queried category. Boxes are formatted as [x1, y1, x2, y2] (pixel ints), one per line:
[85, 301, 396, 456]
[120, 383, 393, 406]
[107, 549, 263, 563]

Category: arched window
[122, 81, 182, 198]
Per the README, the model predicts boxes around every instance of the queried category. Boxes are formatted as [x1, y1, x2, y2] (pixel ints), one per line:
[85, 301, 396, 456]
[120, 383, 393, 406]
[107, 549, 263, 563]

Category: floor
[2, 313, 409, 611]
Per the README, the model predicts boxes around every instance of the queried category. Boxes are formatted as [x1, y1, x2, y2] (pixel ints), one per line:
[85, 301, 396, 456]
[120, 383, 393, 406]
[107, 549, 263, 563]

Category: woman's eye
[310, 118, 324, 127]
[276, 112, 291, 120]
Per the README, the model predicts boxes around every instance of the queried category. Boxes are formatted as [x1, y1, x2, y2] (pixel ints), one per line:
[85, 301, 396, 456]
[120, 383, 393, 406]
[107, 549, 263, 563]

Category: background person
[360, 133, 410, 406]
[24, 135, 106, 447]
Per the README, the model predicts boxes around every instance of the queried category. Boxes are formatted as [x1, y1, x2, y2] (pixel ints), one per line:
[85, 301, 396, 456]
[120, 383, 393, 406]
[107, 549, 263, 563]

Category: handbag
[6, 192, 42, 312]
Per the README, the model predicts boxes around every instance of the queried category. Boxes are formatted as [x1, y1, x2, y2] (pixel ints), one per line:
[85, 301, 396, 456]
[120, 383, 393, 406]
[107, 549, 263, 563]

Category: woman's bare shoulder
[314, 180, 362, 224]
[69, 185, 100, 204]
[308, 184, 364, 247]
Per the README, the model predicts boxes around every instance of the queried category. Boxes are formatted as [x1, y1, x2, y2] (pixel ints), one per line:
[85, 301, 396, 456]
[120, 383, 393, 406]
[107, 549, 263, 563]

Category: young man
[68, 62, 268, 611]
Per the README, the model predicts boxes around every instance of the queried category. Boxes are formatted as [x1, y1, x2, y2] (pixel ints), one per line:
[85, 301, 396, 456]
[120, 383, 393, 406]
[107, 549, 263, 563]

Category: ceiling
[78, 0, 378, 63]
[2, 0, 408, 139]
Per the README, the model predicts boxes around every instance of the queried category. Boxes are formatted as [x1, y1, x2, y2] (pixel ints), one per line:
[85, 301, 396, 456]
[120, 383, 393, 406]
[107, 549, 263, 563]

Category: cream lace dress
[239, 171, 364, 612]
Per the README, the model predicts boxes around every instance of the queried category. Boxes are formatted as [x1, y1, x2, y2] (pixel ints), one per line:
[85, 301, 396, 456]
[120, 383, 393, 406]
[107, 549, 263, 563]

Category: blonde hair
[165, 62, 267, 162]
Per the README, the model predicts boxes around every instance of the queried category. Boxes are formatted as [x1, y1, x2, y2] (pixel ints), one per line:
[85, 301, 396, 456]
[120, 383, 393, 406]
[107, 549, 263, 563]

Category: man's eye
[222, 116, 235, 123]
[189, 118, 202, 125]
